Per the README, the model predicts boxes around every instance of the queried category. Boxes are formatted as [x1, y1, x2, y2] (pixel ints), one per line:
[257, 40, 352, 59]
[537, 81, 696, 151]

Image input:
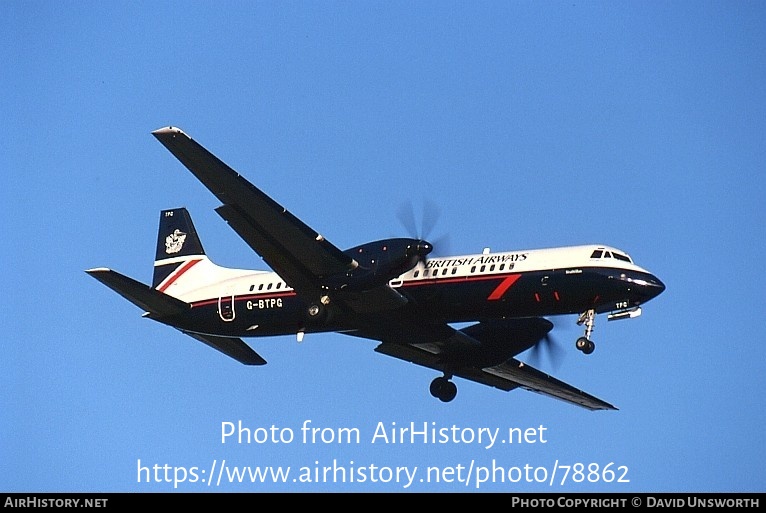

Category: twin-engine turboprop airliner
[86, 127, 665, 410]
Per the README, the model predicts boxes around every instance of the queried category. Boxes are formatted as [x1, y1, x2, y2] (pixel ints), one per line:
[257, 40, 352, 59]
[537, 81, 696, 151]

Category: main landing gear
[576, 309, 596, 355]
[306, 295, 332, 323]
[430, 376, 457, 402]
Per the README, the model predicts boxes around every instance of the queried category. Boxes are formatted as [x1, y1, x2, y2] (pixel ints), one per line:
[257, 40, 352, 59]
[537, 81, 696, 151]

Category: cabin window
[267, 283, 273, 290]
[499, 264, 505, 271]
[414, 270, 419, 278]
[276, 282, 282, 289]
[470, 266, 476, 273]
[451, 268, 457, 275]
[249, 285, 255, 292]
[480, 265, 486, 272]
[258, 284, 264, 291]
[442, 268, 448, 276]
[490, 264, 495, 272]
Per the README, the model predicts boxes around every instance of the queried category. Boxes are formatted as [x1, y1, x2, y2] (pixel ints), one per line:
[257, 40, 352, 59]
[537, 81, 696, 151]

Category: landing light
[608, 307, 642, 322]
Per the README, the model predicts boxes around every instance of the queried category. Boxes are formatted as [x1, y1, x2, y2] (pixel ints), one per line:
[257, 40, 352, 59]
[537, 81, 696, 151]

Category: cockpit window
[590, 248, 633, 263]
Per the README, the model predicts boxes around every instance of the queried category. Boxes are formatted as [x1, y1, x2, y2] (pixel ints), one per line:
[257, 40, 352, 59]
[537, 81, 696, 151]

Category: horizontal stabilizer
[181, 331, 267, 366]
[86, 268, 266, 365]
[85, 268, 188, 317]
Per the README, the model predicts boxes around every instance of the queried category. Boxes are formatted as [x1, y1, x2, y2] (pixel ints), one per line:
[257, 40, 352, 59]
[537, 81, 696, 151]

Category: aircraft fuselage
[160, 244, 664, 339]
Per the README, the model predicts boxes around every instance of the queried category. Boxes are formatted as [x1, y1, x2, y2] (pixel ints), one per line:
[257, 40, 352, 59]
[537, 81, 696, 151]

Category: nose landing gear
[430, 376, 457, 402]
[576, 309, 596, 354]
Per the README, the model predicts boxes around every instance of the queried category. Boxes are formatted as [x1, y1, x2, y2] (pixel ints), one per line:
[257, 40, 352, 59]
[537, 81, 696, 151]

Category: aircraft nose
[619, 271, 665, 300]
[642, 273, 666, 299]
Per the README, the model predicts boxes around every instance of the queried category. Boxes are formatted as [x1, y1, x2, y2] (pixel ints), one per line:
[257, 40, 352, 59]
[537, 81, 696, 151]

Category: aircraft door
[218, 287, 236, 322]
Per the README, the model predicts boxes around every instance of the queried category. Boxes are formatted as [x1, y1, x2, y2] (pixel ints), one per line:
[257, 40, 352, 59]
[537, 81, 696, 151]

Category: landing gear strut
[430, 376, 457, 402]
[576, 309, 596, 354]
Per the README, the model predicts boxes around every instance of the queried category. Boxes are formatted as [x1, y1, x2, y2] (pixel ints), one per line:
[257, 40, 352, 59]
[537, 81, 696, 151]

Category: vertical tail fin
[152, 208, 207, 289]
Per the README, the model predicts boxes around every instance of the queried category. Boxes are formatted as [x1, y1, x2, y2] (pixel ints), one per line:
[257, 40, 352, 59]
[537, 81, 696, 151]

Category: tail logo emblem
[165, 229, 187, 254]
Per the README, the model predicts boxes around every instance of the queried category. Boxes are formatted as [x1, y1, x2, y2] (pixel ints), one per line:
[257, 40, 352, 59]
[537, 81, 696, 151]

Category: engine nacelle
[321, 238, 432, 292]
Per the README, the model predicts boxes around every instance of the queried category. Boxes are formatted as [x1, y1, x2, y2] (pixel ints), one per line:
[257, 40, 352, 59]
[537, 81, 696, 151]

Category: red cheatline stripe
[487, 274, 521, 301]
[157, 259, 202, 292]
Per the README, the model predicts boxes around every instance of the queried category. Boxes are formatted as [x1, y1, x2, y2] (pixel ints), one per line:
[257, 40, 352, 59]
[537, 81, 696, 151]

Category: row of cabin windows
[247, 260, 515, 288]
[412, 262, 510, 278]
[248, 282, 288, 292]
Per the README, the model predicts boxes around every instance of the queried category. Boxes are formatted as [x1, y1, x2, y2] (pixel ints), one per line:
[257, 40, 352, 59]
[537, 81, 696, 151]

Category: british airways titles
[424, 253, 528, 270]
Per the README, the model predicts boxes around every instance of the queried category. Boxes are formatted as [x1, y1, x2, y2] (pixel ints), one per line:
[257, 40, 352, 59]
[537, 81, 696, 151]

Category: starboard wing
[152, 127, 356, 299]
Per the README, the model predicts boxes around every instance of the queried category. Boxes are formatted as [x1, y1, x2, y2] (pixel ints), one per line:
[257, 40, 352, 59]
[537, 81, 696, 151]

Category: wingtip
[85, 267, 111, 274]
[152, 126, 188, 138]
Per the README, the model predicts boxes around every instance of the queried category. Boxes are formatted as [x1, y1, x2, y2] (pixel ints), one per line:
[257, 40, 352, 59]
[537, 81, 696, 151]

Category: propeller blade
[397, 200, 442, 239]
[421, 199, 441, 241]
[397, 200, 450, 260]
[430, 233, 451, 257]
[397, 202, 419, 240]
[397, 200, 449, 264]
[527, 332, 565, 371]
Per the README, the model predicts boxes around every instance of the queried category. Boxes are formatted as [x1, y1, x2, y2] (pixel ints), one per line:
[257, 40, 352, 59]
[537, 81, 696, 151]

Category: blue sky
[2, 1, 764, 492]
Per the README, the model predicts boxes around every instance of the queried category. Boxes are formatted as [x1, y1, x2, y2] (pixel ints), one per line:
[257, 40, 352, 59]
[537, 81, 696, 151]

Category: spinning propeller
[396, 200, 450, 263]
[527, 332, 565, 371]
[526, 317, 573, 371]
